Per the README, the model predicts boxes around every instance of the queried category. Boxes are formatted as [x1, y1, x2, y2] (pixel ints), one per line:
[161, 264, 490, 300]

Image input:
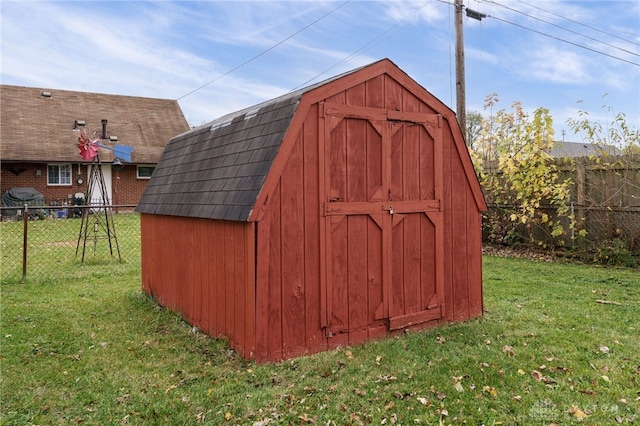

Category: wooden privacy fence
[483, 155, 640, 254]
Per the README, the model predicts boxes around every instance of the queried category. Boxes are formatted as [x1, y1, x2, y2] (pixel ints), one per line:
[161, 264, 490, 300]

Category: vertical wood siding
[252, 73, 483, 360]
[140, 214, 255, 358]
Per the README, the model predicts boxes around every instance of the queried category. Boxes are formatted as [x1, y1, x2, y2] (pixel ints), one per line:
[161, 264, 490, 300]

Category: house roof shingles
[549, 141, 621, 158]
[1, 85, 189, 164]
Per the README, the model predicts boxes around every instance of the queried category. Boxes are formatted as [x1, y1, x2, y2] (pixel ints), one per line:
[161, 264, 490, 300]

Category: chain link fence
[0, 205, 141, 283]
[483, 203, 640, 266]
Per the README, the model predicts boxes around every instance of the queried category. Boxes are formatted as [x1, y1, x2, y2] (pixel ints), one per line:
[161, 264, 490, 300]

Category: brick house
[1, 85, 189, 209]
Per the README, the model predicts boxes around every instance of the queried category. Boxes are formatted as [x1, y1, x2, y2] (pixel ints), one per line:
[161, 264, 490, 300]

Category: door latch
[382, 204, 394, 215]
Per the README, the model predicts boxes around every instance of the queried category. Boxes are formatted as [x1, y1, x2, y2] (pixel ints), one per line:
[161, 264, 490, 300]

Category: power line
[486, 0, 638, 57]
[488, 14, 639, 67]
[111, 1, 350, 133]
[176, 0, 351, 103]
[514, 0, 640, 48]
[290, 0, 436, 91]
[439, 0, 639, 66]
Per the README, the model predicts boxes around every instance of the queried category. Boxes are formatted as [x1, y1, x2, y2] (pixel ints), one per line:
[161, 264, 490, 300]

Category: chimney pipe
[101, 119, 108, 140]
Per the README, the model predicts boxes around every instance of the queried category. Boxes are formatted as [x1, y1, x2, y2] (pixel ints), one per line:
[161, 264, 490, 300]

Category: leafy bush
[471, 94, 576, 249]
[593, 238, 639, 268]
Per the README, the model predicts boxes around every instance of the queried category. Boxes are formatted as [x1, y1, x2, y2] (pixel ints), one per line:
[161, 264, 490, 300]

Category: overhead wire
[487, 14, 639, 67]
[289, 1, 438, 91]
[514, 0, 640, 47]
[436, 0, 639, 66]
[111, 0, 638, 135]
[110, 1, 351, 133]
[176, 0, 351, 103]
[485, 0, 638, 58]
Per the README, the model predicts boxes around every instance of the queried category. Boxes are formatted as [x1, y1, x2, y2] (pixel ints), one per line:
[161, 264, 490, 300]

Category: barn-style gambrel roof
[137, 58, 486, 222]
[0, 85, 189, 164]
[137, 95, 301, 221]
[136, 65, 367, 221]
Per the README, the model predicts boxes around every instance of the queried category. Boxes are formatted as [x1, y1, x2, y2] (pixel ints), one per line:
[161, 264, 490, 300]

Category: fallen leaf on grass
[482, 386, 497, 397]
[382, 413, 398, 425]
[116, 393, 130, 404]
[349, 413, 363, 425]
[568, 405, 588, 421]
[531, 370, 555, 384]
[454, 382, 464, 393]
[298, 414, 315, 424]
[502, 345, 515, 356]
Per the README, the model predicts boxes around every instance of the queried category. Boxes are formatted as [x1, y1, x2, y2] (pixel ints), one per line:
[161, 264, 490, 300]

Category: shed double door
[321, 104, 444, 343]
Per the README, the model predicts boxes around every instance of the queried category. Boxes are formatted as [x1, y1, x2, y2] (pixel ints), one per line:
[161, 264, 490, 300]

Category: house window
[137, 166, 155, 179]
[47, 164, 72, 185]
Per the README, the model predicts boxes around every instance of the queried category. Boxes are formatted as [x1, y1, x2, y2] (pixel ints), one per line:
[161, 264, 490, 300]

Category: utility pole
[454, 0, 466, 136]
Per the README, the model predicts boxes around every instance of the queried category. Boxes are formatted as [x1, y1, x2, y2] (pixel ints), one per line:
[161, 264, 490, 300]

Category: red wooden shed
[137, 59, 487, 363]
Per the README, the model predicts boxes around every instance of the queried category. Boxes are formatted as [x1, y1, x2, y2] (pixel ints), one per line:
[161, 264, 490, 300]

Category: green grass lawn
[0, 214, 141, 282]
[1, 254, 638, 425]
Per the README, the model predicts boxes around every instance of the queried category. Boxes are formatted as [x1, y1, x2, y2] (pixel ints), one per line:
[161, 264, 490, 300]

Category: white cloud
[384, 0, 447, 25]
[1, 0, 637, 133]
[517, 45, 591, 84]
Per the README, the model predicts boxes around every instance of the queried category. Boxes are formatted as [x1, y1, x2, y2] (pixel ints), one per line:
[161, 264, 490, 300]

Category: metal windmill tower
[75, 120, 133, 262]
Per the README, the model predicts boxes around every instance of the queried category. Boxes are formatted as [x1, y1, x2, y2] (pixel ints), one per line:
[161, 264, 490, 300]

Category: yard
[1, 218, 638, 424]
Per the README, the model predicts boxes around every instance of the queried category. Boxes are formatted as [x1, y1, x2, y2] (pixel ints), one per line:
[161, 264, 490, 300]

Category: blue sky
[2, 1, 638, 141]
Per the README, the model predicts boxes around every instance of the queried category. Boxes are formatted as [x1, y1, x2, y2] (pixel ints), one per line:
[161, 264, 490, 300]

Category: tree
[465, 110, 483, 150]
[472, 94, 576, 247]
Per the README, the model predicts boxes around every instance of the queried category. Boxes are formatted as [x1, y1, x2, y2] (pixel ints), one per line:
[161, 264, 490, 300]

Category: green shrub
[594, 238, 638, 268]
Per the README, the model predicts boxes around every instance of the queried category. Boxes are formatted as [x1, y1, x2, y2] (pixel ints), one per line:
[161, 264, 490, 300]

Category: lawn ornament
[75, 123, 133, 263]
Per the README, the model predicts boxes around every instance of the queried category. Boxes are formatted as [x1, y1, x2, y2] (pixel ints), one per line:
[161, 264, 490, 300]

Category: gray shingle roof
[549, 141, 621, 158]
[136, 93, 302, 221]
[136, 60, 383, 222]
